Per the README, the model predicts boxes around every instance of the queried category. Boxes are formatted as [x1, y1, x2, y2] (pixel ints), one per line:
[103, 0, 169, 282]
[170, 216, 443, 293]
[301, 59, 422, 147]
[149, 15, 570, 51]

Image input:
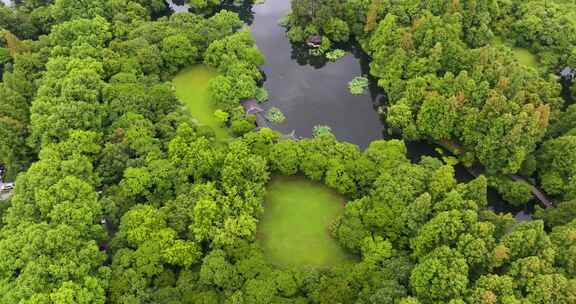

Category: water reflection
[218, 0, 255, 24]
[165, 0, 255, 24]
[165, 0, 189, 13]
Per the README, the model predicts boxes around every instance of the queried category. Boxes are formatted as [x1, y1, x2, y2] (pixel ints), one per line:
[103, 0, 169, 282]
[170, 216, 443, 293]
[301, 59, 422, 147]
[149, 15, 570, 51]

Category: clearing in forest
[258, 176, 353, 268]
[492, 37, 538, 68]
[173, 65, 229, 139]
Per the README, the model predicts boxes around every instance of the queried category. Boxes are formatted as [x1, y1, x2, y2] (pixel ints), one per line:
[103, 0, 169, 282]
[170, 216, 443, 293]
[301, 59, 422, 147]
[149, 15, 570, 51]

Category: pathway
[438, 140, 552, 209]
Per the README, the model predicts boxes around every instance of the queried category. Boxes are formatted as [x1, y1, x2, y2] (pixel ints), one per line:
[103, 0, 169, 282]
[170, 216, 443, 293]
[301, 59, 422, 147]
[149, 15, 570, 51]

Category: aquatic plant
[313, 125, 333, 137]
[348, 76, 369, 95]
[309, 48, 323, 57]
[266, 107, 286, 123]
[326, 49, 346, 61]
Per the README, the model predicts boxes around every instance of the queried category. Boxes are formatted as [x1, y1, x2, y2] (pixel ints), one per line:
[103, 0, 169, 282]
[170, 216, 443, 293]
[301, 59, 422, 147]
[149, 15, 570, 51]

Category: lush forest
[286, 0, 576, 209]
[0, 0, 575, 303]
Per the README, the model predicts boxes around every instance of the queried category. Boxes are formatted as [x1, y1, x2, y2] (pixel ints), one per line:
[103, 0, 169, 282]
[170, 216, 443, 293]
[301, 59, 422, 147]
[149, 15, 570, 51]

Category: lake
[249, 0, 384, 149]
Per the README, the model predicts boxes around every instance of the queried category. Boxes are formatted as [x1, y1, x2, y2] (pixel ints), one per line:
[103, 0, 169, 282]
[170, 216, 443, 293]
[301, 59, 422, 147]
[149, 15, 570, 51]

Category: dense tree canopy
[0, 0, 575, 303]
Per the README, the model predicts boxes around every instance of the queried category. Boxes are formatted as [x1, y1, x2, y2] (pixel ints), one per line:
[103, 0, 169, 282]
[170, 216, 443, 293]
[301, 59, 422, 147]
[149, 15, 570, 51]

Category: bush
[213, 109, 229, 125]
[287, 26, 305, 42]
[231, 119, 255, 136]
[255, 87, 269, 103]
[0, 48, 10, 64]
[278, 15, 290, 27]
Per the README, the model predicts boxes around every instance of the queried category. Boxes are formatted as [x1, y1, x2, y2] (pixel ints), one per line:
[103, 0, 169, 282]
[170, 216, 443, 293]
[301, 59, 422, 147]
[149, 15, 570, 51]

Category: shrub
[287, 26, 305, 42]
[255, 87, 269, 103]
[231, 119, 255, 136]
[213, 109, 229, 125]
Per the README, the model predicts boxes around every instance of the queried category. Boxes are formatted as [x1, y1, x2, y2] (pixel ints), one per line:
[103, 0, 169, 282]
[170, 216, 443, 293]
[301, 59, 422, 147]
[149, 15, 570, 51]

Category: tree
[161, 34, 198, 73]
[534, 200, 576, 229]
[410, 210, 477, 258]
[410, 246, 469, 302]
[269, 140, 301, 175]
[468, 274, 519, 304]
[168, 123, 221, 183]
[243, 278, 277, 304]
[51, 0, 106, 23]
[499, 221, 553, 264]
[549, 220, 576, 278]
[208, 75, 239, 109]
[524, 274, 576, 304]
[214, 109, 229, 125]
[536, 135, 576, 200]
[0, 223, 109, 303]
[199, 250, 242, 291]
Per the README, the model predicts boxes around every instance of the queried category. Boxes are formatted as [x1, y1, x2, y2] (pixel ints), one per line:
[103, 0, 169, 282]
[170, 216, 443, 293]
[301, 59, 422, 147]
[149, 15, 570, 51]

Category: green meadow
[492, 36, 538, 68]
[173, 66, 229, 139]
[258, 176, 353, 268]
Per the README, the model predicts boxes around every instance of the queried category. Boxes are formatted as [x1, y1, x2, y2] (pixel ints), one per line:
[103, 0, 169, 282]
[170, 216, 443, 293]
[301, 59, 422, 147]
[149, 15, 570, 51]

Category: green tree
[161, 34, 198, 73]
[410, 246, 469, 302]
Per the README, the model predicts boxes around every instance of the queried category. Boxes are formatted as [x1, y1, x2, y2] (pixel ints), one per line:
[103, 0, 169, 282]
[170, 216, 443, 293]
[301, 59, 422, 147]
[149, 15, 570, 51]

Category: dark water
[165, 0, 189, 12]
[249, 0, 384, 149]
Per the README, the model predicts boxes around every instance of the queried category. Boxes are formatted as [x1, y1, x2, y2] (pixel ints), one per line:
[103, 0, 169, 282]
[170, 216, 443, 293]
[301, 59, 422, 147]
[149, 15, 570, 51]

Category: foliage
[489, 176, 534, 206]
[255, 86, 269, 103]
[348, 76, 369, 95]
[536, 135, 576, 200]
[214, 109, 229, 125]
[1, 1, 576, 304]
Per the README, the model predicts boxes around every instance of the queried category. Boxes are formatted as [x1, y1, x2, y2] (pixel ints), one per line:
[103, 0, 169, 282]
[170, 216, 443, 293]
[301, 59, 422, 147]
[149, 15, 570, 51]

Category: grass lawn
[491, 36, 538, 68]
[173, 65, 229, 139]
[257, 176, 353, 268]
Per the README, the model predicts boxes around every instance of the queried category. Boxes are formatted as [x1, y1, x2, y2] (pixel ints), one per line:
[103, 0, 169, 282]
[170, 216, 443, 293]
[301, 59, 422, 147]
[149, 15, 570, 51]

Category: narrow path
[438, 140, 552, 208]
[509, 175, 552, 208]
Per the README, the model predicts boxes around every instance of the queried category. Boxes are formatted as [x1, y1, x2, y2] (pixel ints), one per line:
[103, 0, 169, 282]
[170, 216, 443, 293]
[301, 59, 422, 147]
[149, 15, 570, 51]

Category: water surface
[250, 0, 384, 149]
